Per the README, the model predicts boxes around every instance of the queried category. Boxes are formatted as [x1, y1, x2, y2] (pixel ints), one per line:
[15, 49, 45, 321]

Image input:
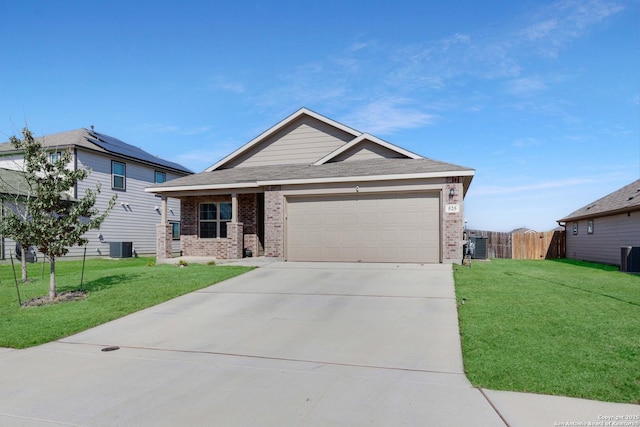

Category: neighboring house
[558, 179, 640, 266]
[511, 227, 538, 234]
[148, 108, 474, 263]
[0, 128, 192, 259]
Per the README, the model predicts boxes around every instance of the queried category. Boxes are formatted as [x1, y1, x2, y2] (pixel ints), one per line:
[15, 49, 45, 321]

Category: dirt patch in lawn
[22, 291, 87, 307]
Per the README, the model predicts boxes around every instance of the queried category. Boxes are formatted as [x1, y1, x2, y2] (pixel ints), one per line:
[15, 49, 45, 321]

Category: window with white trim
[112, 161, 126, 190]
[49, 152, 62, 163]
[155, 171, 166, 184]
[170, 221, 180, 240]
[199, 202, 232, 238]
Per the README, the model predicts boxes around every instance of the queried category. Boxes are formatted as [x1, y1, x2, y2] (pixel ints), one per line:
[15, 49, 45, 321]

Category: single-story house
[0, 128, 192, 259]
[147, 108, 474, 263]
[558, 179, 640, 266]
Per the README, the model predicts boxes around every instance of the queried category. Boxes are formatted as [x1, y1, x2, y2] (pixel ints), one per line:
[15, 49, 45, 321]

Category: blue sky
[1, 0, 638, 232]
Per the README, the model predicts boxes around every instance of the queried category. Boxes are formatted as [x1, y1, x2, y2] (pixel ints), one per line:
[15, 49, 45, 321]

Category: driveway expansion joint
[478, 388, 511, 427]
[78, 342, 466, 377]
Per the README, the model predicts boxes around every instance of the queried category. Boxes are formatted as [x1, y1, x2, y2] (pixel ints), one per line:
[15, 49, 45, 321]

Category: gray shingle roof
[559, 179, 640, 221]
[0, 168, 30, 197]
[0, 129, 192, 174]
[149, 157, 474, 189]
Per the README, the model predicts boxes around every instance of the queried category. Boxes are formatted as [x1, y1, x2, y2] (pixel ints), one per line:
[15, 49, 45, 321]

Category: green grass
[454, 258, 640, 404]
[0, 257, 252, 349]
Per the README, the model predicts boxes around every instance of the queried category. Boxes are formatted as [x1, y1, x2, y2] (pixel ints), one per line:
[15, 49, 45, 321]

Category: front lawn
[454, 258, 639, 404]
[0, 257, 252, 348]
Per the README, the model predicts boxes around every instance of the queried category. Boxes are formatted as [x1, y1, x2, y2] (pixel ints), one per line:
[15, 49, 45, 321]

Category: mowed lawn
[0, 257, 252, 349]
[454, 258, 640, 404]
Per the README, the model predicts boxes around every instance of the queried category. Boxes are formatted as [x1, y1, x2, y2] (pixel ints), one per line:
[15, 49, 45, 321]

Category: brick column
[264, 186, 284, 258]
[443, 181, 464, 263]
[227, 222, 243, 260]
[156, 223, 173, 261]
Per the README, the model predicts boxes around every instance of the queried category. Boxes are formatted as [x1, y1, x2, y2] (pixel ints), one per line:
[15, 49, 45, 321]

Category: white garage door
[286, 193, 440, 263]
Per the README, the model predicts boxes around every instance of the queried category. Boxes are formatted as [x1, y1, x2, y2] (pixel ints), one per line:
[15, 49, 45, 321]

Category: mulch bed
[22, 291, 87, 307]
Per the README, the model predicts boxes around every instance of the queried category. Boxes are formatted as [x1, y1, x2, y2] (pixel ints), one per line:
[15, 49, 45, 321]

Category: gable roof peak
[205, 107, 362, 172]
[313, 132, 423, 165]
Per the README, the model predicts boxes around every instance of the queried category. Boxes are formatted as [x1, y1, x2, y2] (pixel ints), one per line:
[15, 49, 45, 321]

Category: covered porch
[155, 191, 267, 262]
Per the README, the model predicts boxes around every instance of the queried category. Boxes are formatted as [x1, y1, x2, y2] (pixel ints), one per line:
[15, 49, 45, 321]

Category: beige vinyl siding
[330, 141, 409, 162]
[286, 193, 440, 263]
[225, 116, 354, 168]
[566, 212, 640, 265]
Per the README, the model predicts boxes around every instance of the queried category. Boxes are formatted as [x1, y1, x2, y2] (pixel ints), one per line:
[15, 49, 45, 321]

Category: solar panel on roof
[87, 131, 192, 173]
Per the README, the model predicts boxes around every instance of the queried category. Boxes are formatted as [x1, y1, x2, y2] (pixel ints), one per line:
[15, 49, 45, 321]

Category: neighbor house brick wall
[264, 186, 284, 258]
[443, 180, 464, 263]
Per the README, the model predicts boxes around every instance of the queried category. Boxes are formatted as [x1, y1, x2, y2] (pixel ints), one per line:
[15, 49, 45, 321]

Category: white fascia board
[205, 108, 361, 172]
[313, 133, 422, 165]
[259, 169, 475, 186]
[145, 169, 475, 194]
[145, 182, 260, 193]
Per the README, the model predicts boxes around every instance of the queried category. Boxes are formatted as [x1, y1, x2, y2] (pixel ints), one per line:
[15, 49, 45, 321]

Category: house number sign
[445, 204, 460, 213]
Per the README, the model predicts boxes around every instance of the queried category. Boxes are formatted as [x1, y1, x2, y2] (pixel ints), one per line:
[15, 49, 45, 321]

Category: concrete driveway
[0, 262, 636, 426]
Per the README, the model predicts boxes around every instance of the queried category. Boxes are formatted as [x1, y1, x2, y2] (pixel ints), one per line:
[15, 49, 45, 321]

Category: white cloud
[135, 123, 211, 136]
[208, 75, 246, 94]
[519, 0, 625, 56]
[472, 177, 600, 196]
[512, 137, 542, 148]
[343, 98, 439, 135]
[506, 78, 548, 95]
[176, 144, 237, 173]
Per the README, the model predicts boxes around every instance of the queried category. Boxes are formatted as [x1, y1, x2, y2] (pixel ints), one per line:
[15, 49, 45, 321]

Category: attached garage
[286, 193, 441, 263]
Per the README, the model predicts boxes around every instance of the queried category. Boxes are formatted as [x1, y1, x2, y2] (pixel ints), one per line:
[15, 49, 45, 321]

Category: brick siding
[443, 181, 464, 263]
[264, 186, 283, 258]
[178, 194, 260, 260]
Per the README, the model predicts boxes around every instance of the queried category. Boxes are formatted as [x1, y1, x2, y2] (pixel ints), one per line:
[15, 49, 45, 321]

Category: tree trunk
[48, 257, 56, 300]
[21, 252, 27, 283]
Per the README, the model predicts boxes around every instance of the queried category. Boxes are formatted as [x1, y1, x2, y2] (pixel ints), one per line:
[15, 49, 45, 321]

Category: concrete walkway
[0, 262, 636, 426]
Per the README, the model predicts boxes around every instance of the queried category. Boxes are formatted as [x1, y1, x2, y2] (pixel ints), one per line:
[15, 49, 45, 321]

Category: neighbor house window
[587, 220, 594, 234]
[49, 152, 61, 163]
[112, 161, 126, 190]
[573, 222, 578, 235]
[170, 221, 180, 240]
[154, 171, 166, 184]
[199, 202, 232, 238]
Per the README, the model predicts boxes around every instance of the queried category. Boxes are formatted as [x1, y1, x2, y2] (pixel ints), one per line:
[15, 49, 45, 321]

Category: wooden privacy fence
[467, 229, 565, 260]
[467, 230, 512, 259]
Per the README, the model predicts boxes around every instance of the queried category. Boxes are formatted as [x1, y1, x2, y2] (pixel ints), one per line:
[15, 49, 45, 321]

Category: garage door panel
[287, 193, 440, 263]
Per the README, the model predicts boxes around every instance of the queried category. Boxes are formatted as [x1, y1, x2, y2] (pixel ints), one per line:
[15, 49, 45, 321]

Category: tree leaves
[0, 127, 116, 297]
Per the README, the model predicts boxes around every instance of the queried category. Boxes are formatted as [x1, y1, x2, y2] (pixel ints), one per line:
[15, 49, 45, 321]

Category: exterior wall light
[449, 188, 455, 198]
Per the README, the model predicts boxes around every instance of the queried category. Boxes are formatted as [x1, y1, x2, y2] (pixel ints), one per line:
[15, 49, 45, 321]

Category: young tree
[0, 168, 37, 282]
[1, 127, 116, 299]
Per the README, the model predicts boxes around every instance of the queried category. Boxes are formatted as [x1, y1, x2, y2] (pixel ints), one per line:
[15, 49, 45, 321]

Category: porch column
[156, 195, 172, 261]
[231, 193, 238, 222]
[156, 223, 172, 261]
[227, 222, 243, 259]
[160, 195, 168, 223]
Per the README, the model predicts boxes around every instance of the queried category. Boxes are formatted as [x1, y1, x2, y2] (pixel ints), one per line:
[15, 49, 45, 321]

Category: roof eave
[558, 205, 640, 223]
[146, 169, 476, 194]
